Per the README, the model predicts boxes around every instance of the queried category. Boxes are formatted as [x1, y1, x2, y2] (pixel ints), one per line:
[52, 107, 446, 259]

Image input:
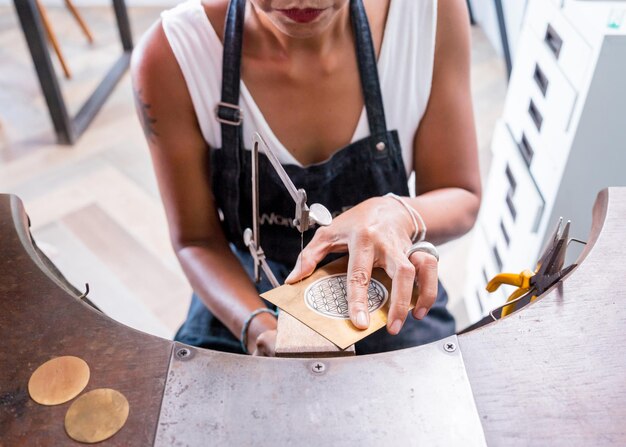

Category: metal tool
[486, 218, 578, 319]
[244, 133, 333, 288]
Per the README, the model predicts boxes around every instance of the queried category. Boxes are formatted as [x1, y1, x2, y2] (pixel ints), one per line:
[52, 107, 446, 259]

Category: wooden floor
[0, 5, 507, 338]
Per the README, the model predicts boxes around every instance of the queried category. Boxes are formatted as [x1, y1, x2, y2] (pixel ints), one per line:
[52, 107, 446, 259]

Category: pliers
[486, 218, 577, 318]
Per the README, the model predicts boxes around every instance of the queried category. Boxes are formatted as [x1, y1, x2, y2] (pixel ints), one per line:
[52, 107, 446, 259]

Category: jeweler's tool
[244, 132, 333, 288]
[486, 218, 578, 319]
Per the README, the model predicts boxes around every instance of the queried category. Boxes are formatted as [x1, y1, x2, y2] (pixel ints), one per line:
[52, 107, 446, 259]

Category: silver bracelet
[240, 308, 278, 355]
[384, 193, 427, 242]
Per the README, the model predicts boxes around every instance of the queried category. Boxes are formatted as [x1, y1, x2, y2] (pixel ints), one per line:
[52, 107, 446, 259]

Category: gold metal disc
[64, 388, 129, 444]
[28, 356, 90, 405]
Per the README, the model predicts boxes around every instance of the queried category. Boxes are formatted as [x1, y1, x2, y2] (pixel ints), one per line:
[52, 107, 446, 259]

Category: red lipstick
[278, 8, 325, 23]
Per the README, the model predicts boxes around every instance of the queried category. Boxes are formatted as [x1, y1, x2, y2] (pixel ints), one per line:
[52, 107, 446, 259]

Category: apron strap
[217, 0, 246, 240]
[217, 0, 245, 159]
[350, 0, 389, 138]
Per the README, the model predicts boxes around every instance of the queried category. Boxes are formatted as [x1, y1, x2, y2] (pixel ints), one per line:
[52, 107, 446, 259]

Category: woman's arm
[407, 0, 481, 243]
[395, 0, 481, 320]
[131, 22, 276, 354]
[286, 0, 480, 334]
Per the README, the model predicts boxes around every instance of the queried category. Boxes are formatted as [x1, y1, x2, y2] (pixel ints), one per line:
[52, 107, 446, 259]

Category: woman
[131, 0, 480, 356]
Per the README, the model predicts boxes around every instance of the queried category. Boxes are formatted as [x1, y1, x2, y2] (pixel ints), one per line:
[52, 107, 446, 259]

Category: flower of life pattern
[304, 274, 388, 319]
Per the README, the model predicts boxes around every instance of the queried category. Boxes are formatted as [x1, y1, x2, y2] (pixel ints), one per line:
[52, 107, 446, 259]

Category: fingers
[386, 257, 416, 335]
[409, 251, 439, 320]
[346, 232, 376, 330]
[252, 329, 277, 357]
[285, 227, 341, 284]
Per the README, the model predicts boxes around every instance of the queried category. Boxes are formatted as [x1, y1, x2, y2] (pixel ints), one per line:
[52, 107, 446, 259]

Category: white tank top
[161, 0, 437, 177]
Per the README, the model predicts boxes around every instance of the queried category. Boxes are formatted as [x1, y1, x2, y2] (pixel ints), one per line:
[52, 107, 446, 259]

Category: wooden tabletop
[0, 194, 173, 445]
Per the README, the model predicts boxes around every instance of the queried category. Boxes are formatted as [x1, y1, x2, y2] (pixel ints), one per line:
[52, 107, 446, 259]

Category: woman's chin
[269, 11, 336, 39]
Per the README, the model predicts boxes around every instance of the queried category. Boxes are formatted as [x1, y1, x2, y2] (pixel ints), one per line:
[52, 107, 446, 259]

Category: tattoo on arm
[133, 88, 158, 141]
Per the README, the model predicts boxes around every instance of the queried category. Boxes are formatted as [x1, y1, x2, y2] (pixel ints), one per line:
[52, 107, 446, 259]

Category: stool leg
[36, 0, 72, 79]
[64, 0, 94, 44]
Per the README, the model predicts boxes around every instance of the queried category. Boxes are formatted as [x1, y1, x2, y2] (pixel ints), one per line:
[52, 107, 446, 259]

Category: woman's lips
[278, 8, 325, 24]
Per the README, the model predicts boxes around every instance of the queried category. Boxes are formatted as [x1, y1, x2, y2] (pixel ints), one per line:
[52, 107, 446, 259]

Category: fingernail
[285, 271, 295, 283]
[389, 319, 403, 335]
[415, 307, 428, 320]
[355, 311, 369, 328]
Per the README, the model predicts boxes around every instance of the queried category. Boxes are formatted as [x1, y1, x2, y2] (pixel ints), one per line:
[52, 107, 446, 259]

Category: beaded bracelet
[240, 308, 279, 355]
[384, 192, 427, 243]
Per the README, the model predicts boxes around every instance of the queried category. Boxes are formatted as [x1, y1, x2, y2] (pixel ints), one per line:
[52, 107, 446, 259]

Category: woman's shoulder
[434, 0, 471, 57]
[131, 19, 172, 82]
[131, 0, 228, 89]
[159, 0, 228, 40]
[130, 17, 193, 122]
[131, 19, 176, 86]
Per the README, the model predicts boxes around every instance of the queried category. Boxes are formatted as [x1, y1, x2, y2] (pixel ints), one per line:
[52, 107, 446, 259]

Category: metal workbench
[0, 188, 624, 445]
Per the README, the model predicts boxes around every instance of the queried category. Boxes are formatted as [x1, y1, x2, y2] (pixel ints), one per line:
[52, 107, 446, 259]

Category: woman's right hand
[252, 329, 277, 357]
[132, 23, 284, 353]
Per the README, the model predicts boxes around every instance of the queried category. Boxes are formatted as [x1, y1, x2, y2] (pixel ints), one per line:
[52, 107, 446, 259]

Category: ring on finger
[405, 241, 439, 262]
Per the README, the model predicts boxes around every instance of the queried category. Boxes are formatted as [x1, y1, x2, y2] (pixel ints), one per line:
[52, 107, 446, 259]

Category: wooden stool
[35, 0, 94, 79]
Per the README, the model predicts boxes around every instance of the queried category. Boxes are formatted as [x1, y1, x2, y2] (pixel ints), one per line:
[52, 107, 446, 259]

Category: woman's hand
[252, 329, 277, 357]
[284, 196, 439, 335]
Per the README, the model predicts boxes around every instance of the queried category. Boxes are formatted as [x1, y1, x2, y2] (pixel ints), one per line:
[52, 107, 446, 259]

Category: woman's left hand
[284, 196, 438, 335]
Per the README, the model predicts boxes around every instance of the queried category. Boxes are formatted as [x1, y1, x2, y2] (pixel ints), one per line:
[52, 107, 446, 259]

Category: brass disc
[64, 388, 129, 444]
[28, 356, 90, 405]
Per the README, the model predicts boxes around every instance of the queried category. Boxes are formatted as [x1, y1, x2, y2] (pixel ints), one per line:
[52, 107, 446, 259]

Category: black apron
[175, 0, 455, 354]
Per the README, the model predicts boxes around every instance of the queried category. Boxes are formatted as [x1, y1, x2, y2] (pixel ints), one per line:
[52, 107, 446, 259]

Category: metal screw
[376, 142, 386, 151]
[176, 348, 191, 359]
[311, 362, 326, 373]
[443, 342, 456, 353]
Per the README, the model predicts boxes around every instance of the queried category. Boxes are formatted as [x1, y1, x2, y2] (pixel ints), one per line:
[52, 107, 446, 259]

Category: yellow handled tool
[486, 269, 536, 317]
[485, 219, 577, 319]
